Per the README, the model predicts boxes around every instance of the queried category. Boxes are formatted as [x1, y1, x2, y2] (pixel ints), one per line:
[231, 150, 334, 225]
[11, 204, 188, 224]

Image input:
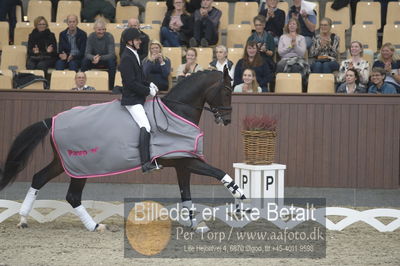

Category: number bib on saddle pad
[51, 99, 204, 178]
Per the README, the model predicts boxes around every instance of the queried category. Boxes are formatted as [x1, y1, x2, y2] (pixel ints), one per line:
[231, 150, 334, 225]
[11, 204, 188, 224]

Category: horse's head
[204, 67, 233, 126]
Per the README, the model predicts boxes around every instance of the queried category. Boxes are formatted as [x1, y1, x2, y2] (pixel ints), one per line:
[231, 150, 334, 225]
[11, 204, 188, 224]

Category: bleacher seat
[351, 24, 378, 52]
[163, 47, 182, 77]
[16, 5, 22, 22]
[49, 23, 66, 43]
[141, 24, 161, 42]
[213, 1, 229, 45]
[195, 48, 213, 69]
[277, 1, 289, 15]
[325, 1, 351, 30]
[144, 2, 167, 25]
[56, 1, 81, 23]
[387, 2, 400, 25]
[355, 1, 381, 28]
[18, 70, 46, 90]
[14, 22, 34, 46]
[383, 24, 400, 49]
[0, 22, 9, 50]
[307, 74, 335, 93]
[114, 71, 122, 87]
[0, 69, 13, 89]
[227, 24, 252, 48]
[27, 0, 52, 23]
[85, 70, 108, 91]
[312, 1, 320, 28]
[79, 23, 94, 35]
[108, 23, 125, 44]
[116, 2, 139, 23]
[0, 45, 27, 71]
[50, 70, 76, 90]
[227, 48, 244, 65]
[233, 2, 259, 28]
[331, 24, 346, 54]
[275, 73, 302, 93]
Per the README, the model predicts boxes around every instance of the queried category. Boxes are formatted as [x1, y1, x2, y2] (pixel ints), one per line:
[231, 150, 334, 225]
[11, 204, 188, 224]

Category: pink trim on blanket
[52, 99, 205, 179]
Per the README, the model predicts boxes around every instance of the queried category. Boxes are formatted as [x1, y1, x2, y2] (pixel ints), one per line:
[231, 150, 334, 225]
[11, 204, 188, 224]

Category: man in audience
[119, 18, 149, 61]
[189, 0, 221, 47]
[71, 71, 96, 91]
[81, 19, 116, 90]
[287, 0, 317, 49]
[259, 0, 286, 45]
[55, 14, 87, 71]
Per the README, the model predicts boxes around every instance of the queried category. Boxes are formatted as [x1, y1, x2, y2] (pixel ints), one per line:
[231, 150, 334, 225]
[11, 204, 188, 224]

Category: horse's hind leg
[66, 178, 106, 232]
[17, 156, 64, 229]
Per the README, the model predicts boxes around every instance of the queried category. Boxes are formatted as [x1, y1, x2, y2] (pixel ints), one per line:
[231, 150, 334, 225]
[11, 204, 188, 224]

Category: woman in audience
[176, 47, 203, 81]
[247, 15, 275, 71]
[310, 18, 340, 74]
[209, 45, 235, 81]
[368, 67, 397, 94]
[276, 18, 308, 89]
[142, 40, 172, 92]
[26, 16, 57, 74]
[234, 68, 262, 93]
[161, 0, 193, 47]
[336, 68, 365, 94]
[234, 40, 273, 92]
[337, 41, 370, 89]
[372, 42, 400, 92]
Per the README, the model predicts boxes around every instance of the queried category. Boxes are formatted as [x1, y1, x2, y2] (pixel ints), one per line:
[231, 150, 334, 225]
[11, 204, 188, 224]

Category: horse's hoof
[95, 224, 107, 232]
[194, 221, 209, 233]
[17, 223, 28, 229]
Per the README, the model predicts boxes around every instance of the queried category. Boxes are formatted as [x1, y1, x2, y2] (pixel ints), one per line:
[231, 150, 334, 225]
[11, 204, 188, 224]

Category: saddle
[52, 99, 204, 178]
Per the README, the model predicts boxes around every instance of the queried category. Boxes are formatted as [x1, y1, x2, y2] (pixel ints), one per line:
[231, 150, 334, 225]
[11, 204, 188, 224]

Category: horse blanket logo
[52, 99, 204, 178]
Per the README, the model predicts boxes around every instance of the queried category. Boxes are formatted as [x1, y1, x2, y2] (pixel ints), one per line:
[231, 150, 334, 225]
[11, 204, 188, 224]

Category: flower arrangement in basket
[241, 115, 277, 165]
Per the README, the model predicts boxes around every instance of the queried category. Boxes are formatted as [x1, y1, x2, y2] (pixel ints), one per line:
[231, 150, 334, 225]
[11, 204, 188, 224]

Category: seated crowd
[14, 0, 399, 94]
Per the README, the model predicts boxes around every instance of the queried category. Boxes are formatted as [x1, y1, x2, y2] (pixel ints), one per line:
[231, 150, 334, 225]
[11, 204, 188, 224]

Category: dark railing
[0, 90, 399, 189]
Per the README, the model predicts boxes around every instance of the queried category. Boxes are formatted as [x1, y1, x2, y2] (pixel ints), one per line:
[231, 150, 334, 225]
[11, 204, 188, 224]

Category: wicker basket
[241, 130, 277, 165]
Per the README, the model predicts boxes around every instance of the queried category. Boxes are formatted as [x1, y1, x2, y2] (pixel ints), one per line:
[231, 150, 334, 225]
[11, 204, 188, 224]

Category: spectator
[120, 18, 149, 61]
[277, 18, 309, 90]
[247, 15, 275, 71]
[287, 0, 317, 49]
[55, 14, 87, 71]
[176, 47, 203, 81]
[368, 67, 397, 94]
[310, 18, 340, 74]
[167, 0, 201, 14]
[337, 41, 370, 89]
[71, 71, 96, 91]
[209, 45, 234, 81]
[81, 19, 116, 90]
[337, 68, 366, 93]
[259, 0, 286, 44]
[26, 16, 57, 74]
[161, 0, 194, 47]
[81, 0, 115, 23]
[234, 68, 262, 93]
[234, 40, 273, 92]
[0, 0, 19, 44]
[142, 40, 172, 92]
[372, 43, 400, 92]
[189, 0, 221, 47]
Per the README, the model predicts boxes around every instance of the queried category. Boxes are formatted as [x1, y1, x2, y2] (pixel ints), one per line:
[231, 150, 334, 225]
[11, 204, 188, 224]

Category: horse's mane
[165, 70, 222, 97]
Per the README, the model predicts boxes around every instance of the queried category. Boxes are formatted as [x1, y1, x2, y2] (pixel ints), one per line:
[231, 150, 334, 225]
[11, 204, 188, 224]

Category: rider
[119, 28, 161, 173]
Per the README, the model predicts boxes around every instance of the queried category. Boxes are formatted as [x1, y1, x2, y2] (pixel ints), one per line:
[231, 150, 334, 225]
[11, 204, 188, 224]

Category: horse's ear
[223, 65, 230, 81]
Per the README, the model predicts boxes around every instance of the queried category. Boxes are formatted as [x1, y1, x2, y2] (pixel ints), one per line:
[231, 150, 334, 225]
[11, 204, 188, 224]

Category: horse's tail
[0, 118, 52, 191]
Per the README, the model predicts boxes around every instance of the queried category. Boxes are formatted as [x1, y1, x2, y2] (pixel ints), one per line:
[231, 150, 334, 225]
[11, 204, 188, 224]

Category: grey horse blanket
[51, 99, 204, 178]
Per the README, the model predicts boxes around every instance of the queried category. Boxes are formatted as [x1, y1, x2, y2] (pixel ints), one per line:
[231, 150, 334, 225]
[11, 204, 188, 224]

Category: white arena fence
[0, 200, 399, 232]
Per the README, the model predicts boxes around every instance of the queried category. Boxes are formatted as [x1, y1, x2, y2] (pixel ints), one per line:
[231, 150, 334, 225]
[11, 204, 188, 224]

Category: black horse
[0, 69, 246, 231]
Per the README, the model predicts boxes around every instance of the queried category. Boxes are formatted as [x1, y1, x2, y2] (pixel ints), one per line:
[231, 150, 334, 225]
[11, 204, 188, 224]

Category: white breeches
[125, 104, 151, 133]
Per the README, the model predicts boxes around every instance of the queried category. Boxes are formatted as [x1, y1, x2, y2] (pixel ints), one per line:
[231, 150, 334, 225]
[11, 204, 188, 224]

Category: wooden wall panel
[0, 90, 399, 189]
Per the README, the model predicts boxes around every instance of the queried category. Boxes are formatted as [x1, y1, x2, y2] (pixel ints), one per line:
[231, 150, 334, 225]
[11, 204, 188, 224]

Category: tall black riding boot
[139, 127, 161, 173]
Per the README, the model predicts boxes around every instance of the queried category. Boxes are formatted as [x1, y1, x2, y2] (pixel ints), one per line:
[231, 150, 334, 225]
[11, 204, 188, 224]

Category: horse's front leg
[183, 158, 246, 200]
